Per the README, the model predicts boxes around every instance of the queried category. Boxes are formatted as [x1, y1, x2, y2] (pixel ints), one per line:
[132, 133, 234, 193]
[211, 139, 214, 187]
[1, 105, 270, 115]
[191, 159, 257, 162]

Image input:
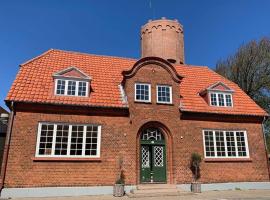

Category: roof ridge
[174, 64, 209, 68]
[52, 48, 138, 61]
[20, 49, 55, 67]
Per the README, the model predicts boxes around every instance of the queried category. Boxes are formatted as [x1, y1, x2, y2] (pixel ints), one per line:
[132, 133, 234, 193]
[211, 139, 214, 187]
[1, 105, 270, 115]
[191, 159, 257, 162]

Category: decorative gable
[53, 67, 91, 97]
[207, 82, 233, 92]
[53, 66, 91, 80]
[200, 82, 234, 107]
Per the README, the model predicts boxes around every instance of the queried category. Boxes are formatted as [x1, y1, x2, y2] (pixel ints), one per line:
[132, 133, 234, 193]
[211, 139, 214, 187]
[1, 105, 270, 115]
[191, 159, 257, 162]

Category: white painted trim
[54, 78, 89, 97]
[53, 66, 91, 80]
[35, 123, 42, 157]
[156, 85, 173, 104]
[1, 186, 136, 198]
[177, 182, 270, 192]
[202, 130, 250, 159]
[134, 83, 151, 103]
[97, 125, 102, 157]
[35, 123, 101, 158]
[209, 92, 233, 107]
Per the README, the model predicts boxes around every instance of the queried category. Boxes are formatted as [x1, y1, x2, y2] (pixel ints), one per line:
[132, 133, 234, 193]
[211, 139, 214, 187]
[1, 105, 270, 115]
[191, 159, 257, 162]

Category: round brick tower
[141, 17, 184, 64]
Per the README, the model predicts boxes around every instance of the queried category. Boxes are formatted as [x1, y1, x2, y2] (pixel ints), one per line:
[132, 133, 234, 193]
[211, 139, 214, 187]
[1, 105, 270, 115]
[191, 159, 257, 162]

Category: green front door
[140, 128, 166, 183]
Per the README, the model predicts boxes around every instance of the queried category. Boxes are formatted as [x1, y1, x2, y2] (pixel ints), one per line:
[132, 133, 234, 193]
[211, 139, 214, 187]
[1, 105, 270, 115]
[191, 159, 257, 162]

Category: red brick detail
[4, 61, 269, 188]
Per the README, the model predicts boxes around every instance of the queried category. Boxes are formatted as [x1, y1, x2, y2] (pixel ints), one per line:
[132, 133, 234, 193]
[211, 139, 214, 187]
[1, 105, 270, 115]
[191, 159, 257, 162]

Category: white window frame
[209, 92, 233, 107]
[202, 130, 249, 159]
[54, 78, 89, 97]
[134, 83, 151, 103]
[35, 122, 101, 158]
[156, 85, 172, 104]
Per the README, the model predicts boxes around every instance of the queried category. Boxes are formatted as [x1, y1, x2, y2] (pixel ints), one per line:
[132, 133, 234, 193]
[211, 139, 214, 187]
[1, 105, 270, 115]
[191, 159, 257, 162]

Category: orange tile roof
[6, 49, 268, 116]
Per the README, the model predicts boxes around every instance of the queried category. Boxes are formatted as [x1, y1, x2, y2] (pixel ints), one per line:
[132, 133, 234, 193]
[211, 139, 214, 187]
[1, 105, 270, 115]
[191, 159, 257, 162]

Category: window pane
[157, 86, 171, 103]
[78, 81, 87, 96]
[218, 94, 225, 106]
[85, 125, 99, 156]
[135, 84, 150, 101]
[38, 124, 54, 155]
[67, 81, 76, 95]
[70, 125, 84, 155]
[236, 132, 247, 157]
[225, 94, 232, 107]
[204, 131, 215, 157]
[54, 125, 69, 155]
[210, 93, 217, 106]
[56, 80, 65, 95]
[226, 131, 236, 157]
[215, 131, 226, 157]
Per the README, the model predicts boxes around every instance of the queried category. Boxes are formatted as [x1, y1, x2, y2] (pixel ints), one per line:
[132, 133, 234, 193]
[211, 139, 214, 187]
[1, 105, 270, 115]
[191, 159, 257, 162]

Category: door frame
[136, 121, 173, 184]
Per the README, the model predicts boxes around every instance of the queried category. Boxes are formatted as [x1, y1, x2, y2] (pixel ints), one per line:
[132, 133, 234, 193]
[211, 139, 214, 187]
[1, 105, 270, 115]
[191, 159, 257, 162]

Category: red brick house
[1, 18, 270, 197]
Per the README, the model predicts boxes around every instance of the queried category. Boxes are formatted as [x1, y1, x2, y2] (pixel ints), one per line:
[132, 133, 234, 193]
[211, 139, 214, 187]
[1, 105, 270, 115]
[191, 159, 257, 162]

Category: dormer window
[53, 67, 91, 97]
[200, 82, 234, 107]
[210, 92, 232, 107]
[55, 79, 88, 97]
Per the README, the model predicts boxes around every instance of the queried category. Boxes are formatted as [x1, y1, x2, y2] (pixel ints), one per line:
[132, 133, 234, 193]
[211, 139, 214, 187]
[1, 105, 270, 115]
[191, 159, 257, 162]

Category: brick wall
[4, 61, 269, 188]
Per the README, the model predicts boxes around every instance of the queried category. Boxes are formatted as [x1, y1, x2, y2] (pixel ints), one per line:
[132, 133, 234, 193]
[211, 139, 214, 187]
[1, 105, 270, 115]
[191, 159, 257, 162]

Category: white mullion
[35, 123, 42, 157]
[51, 124, 57, 156]
[75, 81, 79, 96]
[54, 80, 58, 95]
[222, 93, 227, 107]
[233, 131, 239, 157]
[213, 131, 217, 158]
[147, 84, 151, 102]
[169, 86, 172, 103]
[244, 131, 250, 158]
[97, 126, 102, 157]
[216, 93, 219, 106]
[85, 82, 89, 97]
[223, 131, 228, 157]
[82, 125, 86, 156]
[67, 125, 72, 156]
[65, 80, 68, 95]
[202, 131, 207, 158]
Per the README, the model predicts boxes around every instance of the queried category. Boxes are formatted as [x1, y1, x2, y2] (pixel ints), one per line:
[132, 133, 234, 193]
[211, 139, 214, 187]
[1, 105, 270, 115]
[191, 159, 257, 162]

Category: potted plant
[113, 158, 125, 197]
[190, 152, 202, 193]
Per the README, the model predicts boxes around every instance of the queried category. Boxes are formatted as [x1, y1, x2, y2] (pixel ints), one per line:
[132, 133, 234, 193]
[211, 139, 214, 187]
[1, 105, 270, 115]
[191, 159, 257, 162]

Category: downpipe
[0, 101, 15, 194]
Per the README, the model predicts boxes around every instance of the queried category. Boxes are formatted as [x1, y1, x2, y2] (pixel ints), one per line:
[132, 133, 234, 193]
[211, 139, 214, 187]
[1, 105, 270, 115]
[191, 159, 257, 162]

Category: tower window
[135, 83, 151, 102]
[157, 85, 172, 104]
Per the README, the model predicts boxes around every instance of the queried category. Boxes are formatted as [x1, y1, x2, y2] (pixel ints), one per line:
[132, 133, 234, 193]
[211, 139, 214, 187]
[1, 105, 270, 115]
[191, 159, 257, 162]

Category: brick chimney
[140, 17, 184, 64]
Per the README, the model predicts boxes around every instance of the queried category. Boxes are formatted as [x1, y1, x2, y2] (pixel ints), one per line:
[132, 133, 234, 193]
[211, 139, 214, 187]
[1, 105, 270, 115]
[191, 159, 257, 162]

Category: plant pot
[113, 184, 125, 197]
[191, 182, 201, 193]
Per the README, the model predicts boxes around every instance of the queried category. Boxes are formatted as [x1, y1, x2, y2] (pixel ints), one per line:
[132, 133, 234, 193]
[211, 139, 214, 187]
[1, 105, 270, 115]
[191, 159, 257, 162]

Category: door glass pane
[153, 146, 164, 167]
[141, 146, 150, 168]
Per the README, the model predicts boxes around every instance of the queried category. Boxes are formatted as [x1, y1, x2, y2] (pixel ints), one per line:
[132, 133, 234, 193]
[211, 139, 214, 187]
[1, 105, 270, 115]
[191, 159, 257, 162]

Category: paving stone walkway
[11, 190, 270, 200]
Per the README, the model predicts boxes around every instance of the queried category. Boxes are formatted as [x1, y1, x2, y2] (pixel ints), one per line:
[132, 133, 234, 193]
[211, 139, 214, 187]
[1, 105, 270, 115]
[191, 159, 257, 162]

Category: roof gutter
[261, 116, 270, 180]
[0, 101, 15, 193]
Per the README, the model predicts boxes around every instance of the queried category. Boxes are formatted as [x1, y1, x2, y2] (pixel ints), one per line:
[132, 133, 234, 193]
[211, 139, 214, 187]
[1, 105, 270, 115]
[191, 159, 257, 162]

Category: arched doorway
[140, 127, 166, 183]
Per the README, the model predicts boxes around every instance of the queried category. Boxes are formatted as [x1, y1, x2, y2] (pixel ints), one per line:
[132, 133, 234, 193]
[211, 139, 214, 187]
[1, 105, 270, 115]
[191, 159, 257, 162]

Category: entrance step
[137, 184, 177, 190]
[127, 184, 192, 198]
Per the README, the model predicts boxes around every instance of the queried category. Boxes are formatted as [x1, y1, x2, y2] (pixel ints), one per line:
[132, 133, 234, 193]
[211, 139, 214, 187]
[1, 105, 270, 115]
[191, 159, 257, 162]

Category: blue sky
[1, 0, 270, 110]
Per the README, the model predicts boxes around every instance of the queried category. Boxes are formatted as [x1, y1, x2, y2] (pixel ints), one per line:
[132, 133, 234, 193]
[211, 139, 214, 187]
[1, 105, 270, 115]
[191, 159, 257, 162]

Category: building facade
[1, 18, 269, 197]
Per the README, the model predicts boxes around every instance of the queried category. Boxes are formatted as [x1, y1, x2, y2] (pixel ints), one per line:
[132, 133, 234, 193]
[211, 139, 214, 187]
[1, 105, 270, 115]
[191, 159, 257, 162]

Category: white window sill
[204, 158, 251, 162]
[32, 157, 101, 162]
[157, 101, 173, 105]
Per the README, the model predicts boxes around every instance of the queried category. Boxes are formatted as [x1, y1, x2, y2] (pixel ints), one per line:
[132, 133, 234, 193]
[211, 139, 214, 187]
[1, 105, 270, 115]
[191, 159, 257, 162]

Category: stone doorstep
[136, 184, 177, 190]
[127, 184, 193, 198]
